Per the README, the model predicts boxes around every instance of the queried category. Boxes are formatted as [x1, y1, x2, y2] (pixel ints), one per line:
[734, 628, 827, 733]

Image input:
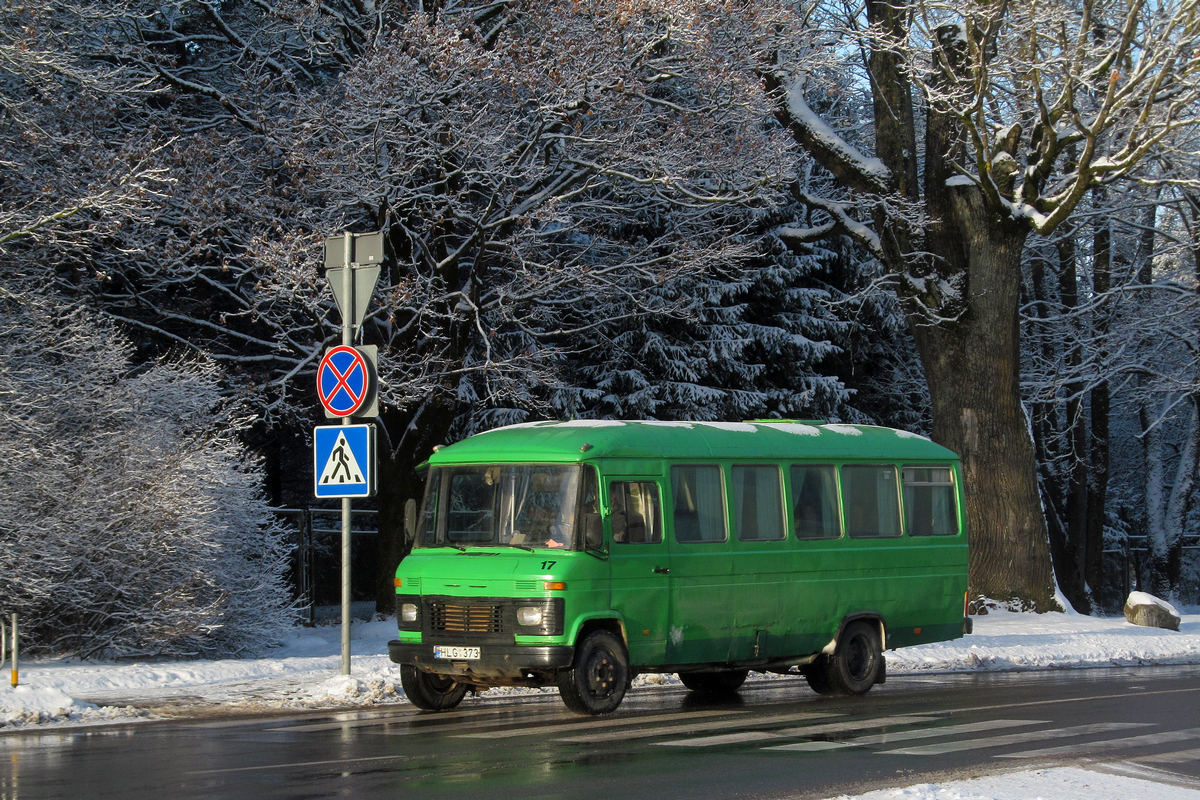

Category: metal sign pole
[10, 613, 16, 688]
[340, 233, 353, 677]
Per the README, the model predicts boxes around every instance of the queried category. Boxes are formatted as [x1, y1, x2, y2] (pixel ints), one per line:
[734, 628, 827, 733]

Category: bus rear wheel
[557, 630, 629, 715]
[824, 621, 883, 696]
[400, 664, 468, 711]
[679, 669, 748, 696]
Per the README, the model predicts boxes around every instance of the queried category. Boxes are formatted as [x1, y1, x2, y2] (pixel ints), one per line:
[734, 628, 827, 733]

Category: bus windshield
[418, 464, 597, 550]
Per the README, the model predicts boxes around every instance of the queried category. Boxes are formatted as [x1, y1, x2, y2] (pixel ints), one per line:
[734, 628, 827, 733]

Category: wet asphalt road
[3, 665, 1199, 800]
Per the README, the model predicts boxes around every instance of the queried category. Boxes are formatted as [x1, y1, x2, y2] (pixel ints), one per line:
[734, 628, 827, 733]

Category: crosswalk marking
[765, 718, 1045, 752]
[452, 708, 752, 739]
[881, 722, 1152, 756]
[997, 727, 1200, 760]
[1134, 747, 1200, 765]
[657, 715, 940, 748]
[558, 711, 840, 745]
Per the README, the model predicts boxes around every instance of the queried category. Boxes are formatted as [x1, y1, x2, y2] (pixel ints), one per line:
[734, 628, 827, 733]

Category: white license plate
[434, 645, 481, 660]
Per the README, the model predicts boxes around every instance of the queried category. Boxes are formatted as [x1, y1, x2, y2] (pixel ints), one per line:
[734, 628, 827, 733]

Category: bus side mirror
[403, 498, 417, 544]
[583, 511, 605, 555]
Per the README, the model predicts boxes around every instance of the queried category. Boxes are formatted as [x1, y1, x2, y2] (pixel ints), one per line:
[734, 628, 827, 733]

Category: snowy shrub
[0, 293, 295, 658]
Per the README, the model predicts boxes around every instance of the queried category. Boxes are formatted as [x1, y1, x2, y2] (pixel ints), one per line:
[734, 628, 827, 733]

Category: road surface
[3, 665, 1199, 799]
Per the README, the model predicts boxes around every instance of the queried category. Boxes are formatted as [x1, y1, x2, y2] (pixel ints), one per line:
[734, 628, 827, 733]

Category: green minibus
[389, 420, 971, 715]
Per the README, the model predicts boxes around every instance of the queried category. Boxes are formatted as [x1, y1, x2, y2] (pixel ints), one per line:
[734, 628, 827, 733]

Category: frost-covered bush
[0, 293, 295, 658]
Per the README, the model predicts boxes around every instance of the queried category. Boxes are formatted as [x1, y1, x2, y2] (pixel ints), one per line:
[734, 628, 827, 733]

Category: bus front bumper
[388, 640, 574, 680]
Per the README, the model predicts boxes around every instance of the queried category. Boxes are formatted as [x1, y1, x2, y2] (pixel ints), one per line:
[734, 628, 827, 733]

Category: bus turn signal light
[544, 581, 566, 591]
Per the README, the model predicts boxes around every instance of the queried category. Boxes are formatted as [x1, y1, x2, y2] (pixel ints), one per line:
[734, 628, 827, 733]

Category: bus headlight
[400, 603, 419, 623]
[516, 606, 544, 627]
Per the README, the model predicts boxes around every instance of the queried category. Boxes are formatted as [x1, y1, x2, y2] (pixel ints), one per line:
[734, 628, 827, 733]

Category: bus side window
[841, 465, 902, 538]
[733, 465, 785, 541]
[903, 466, 958, 536]
[610, 482, 662, 545]
[790, 465, 841, 540]
[671, 465, 727, 543]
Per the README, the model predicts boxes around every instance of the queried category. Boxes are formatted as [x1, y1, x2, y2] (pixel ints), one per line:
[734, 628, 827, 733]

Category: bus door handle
[652, 567, 670, 575]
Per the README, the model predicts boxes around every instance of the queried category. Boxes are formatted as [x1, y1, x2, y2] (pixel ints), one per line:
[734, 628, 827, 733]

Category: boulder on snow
[1124, 591, 1181, 632]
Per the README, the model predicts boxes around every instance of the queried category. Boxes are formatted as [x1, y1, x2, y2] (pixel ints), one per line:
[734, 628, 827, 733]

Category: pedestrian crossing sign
[314, 424, 376, 498]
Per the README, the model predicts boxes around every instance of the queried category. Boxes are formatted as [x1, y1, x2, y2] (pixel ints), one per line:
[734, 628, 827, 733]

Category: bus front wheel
[824, 621, 883, 696]
[557, 630, 629, 715]
[400, 664, 468, 711]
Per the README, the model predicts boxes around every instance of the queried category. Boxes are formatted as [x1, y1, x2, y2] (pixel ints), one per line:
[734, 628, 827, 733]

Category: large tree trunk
[912, 184, 1057, 609]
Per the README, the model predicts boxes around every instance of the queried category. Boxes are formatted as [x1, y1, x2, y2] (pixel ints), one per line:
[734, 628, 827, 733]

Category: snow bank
[0, 685, 143, 726]
[2, 612, 1198, 730]
[817, 766, 1200, 800]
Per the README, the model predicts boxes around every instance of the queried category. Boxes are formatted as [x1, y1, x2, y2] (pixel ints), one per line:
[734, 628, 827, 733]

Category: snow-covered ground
[3, 609, 1199, 799]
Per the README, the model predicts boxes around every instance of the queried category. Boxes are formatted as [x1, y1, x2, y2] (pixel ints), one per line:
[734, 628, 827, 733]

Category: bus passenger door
[606, 479, 670, 668]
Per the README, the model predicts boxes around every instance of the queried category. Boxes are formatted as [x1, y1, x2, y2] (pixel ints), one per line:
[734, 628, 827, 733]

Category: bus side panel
[667, 542, 734, 664]
[728, 538, 792, 661]
[780, 542, 848, 657]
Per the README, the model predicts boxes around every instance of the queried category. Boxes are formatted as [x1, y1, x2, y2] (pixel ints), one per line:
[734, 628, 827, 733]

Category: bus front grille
[429, 601, 504, 634]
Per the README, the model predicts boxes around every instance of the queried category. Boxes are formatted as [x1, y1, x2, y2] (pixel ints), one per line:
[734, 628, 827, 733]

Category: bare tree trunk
[1086, 212, 1112, 602]
[912, 185, 1057, 608]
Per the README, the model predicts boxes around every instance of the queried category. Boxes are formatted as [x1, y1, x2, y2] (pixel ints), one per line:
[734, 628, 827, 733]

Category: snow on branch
[778, 71, 891, 195]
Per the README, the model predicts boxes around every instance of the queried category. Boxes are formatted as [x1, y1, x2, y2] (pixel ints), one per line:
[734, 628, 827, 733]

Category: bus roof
[425, 420, 959, 466]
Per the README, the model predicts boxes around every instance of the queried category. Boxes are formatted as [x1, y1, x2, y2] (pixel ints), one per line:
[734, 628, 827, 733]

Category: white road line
[452, 708, 753, 739]
[268, 704, 564, 734]
[188, 753, 410, 776]
[882, 722, 1152, 756]
[997, 727, 1200, 760]
[1135, 747, 1200, 765]
[559, 711, 842, 745]
[766, 718, 1044, 752]
[658, 715, 940, 748]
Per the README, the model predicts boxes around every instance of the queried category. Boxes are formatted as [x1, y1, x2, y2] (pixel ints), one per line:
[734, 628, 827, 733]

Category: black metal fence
[276, 508, 380, 625]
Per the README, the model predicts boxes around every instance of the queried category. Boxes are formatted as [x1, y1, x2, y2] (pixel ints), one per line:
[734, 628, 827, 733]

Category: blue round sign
[317, 345, 370, 417]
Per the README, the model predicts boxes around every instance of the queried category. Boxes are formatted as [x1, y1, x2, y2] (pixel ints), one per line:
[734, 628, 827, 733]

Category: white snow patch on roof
[553, 419, 627, 429]
[758, 422, 822, 436]
[821, 424, 863, 436]
[696, 421, 759, 433]
[894, 429, 930, 440]
[642, 421, 696, 429]
[485, 421, 549, 433]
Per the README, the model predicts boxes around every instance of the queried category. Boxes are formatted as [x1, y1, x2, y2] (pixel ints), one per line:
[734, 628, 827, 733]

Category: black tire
[400, 664, 468, 711]
[557, 630, 630, 715]
[824, 620, 883, 696]
[678, 669, 749, 695]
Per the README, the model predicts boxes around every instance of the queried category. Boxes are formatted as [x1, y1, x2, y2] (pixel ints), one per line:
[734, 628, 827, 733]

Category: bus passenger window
[790, 465, 841, 540]
[671, 465, 727, 542]
[610, 482, 662, 545]
[733, 465, 785, 541]
[841, 465, 902, 538]
[903, 467, 958, 536]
